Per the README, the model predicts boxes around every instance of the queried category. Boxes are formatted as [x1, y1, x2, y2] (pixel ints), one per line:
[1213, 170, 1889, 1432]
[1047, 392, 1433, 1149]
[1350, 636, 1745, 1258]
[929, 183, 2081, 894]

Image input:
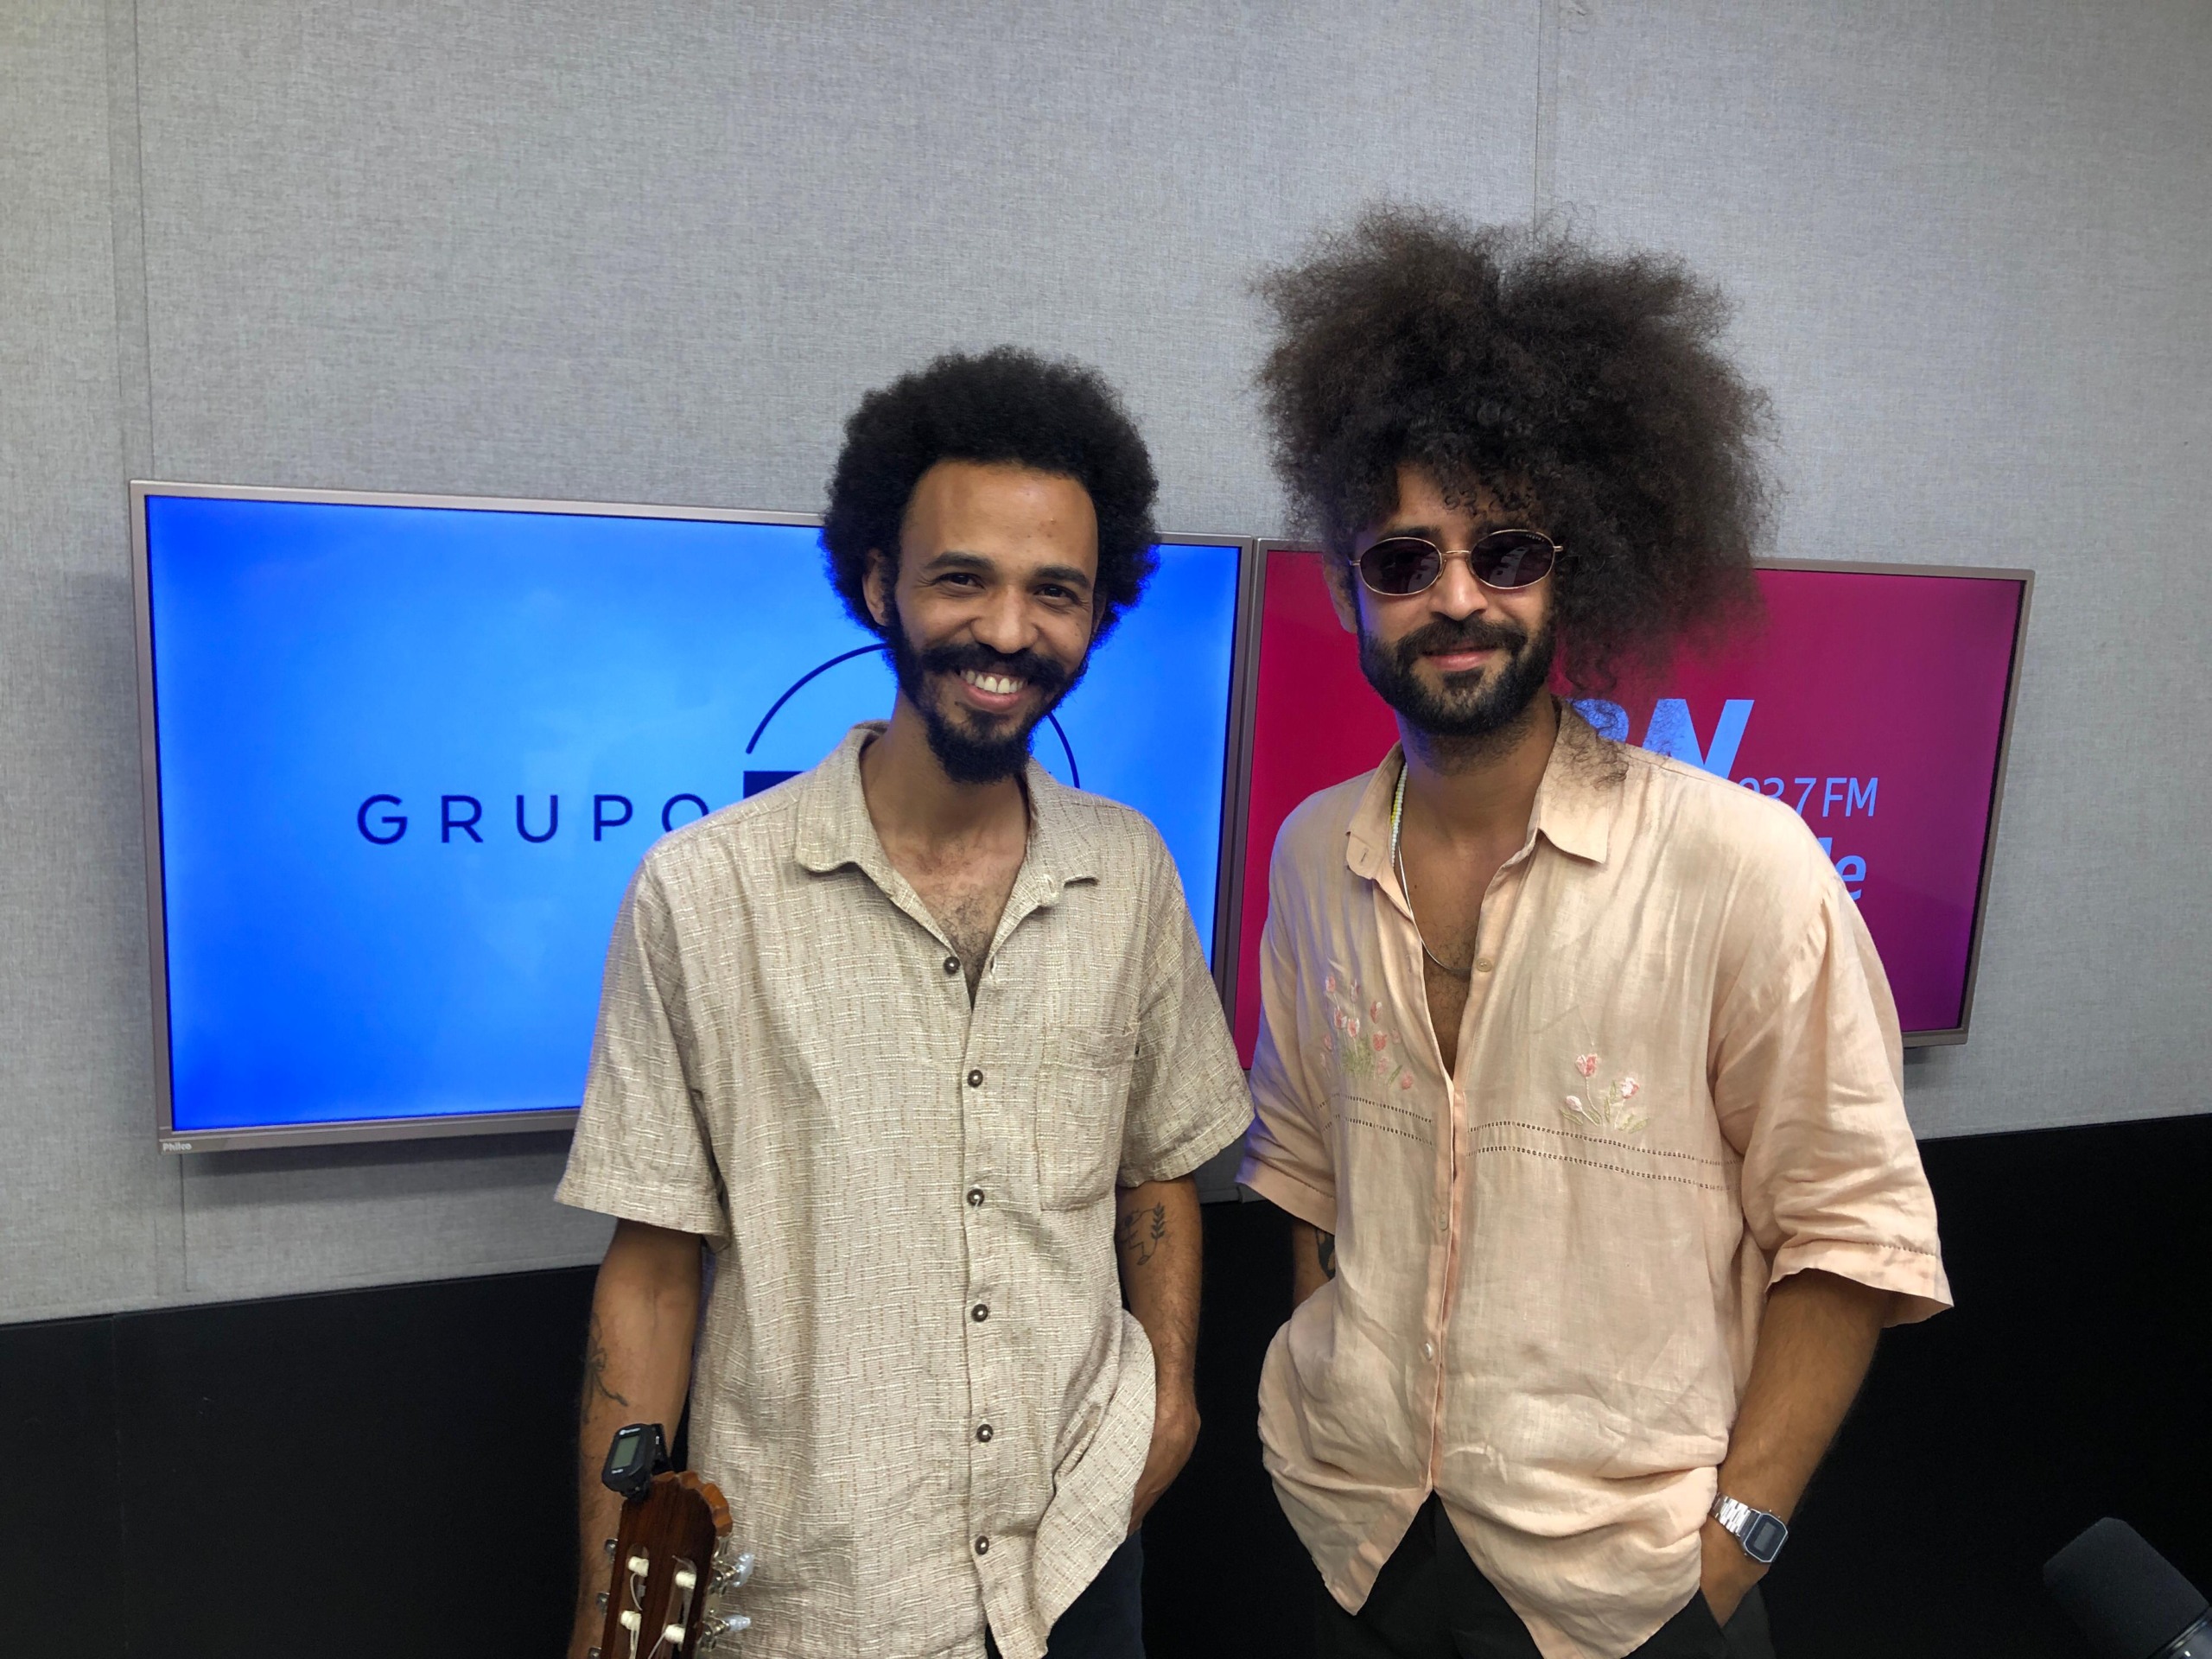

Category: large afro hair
[1256, 207, 1773, 694]
[822, 346, 1160, 645]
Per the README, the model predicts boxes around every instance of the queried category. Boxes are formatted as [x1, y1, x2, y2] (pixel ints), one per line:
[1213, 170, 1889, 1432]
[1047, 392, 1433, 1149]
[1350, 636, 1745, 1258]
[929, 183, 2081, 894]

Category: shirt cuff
[1118, 1094, 1255, 1186]
[555, 1171, 727, 1245]
[1236, 1156, 1337, 1234]
[1769, 1236, 1954, 1325]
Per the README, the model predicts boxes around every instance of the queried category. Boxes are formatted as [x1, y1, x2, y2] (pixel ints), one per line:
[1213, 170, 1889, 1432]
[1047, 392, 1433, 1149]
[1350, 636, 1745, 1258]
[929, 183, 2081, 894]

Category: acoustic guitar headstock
[590, 1426, 754, 1657]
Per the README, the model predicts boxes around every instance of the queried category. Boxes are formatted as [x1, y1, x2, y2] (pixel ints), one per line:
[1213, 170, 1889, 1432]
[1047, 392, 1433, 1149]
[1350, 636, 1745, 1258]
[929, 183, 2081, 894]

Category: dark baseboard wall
[8, 1111, 2208, 1657]
[4, 1268, 601, 1656]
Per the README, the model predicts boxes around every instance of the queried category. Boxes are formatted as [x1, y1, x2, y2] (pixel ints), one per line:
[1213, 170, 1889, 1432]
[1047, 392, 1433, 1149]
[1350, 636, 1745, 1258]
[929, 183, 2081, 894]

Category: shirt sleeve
[1710, 833, 1952, 1325]
[1235, 831, 1338, 1234]
[1116, 835, 1253, 1186]
[556, 857, 731, 1245]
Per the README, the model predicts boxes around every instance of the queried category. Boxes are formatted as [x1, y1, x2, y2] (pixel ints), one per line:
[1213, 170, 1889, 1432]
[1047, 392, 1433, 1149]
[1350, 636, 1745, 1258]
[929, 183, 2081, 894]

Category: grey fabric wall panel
[130, 0, 1538, 531]
[174, 1135, 607, 1302]
[1545, 0, 2212, 1137]
[0, 0, 173, 1319]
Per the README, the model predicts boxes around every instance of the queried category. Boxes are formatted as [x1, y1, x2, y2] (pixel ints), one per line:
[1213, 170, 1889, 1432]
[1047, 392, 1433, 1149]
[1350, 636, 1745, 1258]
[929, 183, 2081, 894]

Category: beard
[1357, 610, 1555, 742]
[884, 598, 1086, 785]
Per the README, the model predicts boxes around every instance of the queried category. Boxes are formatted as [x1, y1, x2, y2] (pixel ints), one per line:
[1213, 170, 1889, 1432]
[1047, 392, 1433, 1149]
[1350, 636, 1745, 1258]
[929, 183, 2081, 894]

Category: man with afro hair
[1236, 209, 1949, 1659]
[560, 348, 1249, 1659]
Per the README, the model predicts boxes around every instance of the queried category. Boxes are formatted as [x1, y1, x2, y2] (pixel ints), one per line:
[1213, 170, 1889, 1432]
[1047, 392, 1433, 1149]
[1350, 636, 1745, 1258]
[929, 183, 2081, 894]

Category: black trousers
[985, 1532, 1146, 1659]
[1317, 1497, 1776, 1659]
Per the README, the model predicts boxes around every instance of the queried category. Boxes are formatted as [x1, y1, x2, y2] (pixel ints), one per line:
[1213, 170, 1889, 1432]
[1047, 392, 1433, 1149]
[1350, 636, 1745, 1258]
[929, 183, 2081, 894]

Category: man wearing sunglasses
[1237, 208, 1949, 1659]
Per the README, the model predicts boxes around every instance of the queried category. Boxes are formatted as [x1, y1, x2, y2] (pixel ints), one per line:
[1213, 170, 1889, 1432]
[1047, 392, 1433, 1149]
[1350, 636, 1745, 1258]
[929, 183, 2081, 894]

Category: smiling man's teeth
[960, 670, 1025, 696]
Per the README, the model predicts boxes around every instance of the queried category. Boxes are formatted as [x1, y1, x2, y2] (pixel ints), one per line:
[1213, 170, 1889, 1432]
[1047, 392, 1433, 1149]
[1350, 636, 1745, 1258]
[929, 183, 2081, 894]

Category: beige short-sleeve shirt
[559, 724, 1250, 1659]
[1239, 708, 1951, 1659]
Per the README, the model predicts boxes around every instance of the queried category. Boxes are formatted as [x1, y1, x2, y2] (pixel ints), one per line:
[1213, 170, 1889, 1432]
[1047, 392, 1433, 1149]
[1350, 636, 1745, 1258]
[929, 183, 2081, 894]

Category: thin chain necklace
[1389, 764, 1472, 982]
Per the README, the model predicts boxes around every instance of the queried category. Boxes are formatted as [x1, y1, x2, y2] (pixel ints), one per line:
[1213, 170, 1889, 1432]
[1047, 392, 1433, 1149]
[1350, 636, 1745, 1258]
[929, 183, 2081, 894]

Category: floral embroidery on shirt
[1562, 1052, 1647, 1134]
[1325, 978, 1410, 1092]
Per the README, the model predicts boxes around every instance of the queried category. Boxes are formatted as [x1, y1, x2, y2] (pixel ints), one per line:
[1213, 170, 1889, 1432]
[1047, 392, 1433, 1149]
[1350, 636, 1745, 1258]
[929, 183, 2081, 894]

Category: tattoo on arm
[1116, 1201, 1168, 1268]
[1316, 1231, 1336, 1279]
[582, 1313, 632, 1413]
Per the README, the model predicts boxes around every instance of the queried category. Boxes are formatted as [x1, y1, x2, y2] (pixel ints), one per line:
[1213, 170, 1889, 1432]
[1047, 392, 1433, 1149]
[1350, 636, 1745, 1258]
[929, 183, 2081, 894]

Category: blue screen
[144, 494, 1242, 1132]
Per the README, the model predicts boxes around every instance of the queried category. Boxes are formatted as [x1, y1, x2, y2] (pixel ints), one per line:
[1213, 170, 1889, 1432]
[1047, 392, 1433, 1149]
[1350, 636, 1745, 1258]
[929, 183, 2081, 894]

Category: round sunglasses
[1349, 529, 1560, 597]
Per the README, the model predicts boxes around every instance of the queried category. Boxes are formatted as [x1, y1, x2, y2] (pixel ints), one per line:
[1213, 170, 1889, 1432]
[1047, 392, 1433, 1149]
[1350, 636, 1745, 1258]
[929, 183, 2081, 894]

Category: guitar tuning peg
[698, 1611, 753, 1650]
[603, 1537, 618, 1560]
[595, 1591, 609, 1611]
[712, 1550, 756, 1592]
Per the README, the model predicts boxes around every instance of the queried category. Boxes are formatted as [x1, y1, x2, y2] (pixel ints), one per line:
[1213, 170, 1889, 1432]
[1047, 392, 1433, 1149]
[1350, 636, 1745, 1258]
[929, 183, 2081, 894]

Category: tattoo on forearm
[1116, 1202, 1168, 1268]
[1316, 1231, 1337, 1279]
[582, 1313, 632, 1413]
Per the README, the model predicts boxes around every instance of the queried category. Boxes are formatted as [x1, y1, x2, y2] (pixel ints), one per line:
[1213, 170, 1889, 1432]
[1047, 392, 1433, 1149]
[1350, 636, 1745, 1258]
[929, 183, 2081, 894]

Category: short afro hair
[1257, 207, 1773, 695]
[823, 346, 1160, 645]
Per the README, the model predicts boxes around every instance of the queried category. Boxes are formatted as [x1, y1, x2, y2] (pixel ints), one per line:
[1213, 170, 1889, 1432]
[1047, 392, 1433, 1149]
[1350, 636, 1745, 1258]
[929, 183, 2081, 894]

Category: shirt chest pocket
[1033, 1022, 1137, 1210]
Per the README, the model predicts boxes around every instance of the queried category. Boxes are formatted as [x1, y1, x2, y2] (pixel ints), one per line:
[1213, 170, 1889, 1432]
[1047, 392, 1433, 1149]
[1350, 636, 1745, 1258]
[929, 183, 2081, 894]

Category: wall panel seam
[1534, 0, 1561, 221]
[105, 0, 181, 1312]
[105, 1315, 136, 1659]
[104, 0, 156, 481]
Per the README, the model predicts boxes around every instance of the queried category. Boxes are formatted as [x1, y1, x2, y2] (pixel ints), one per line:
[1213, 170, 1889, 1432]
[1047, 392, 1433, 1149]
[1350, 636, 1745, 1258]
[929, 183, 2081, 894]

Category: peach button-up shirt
[1238, 708, 1950, 1659]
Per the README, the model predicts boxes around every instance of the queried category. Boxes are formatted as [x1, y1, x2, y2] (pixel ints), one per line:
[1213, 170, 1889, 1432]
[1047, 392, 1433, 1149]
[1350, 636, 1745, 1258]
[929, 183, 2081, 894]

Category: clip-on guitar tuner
[601, 1421, 672, 1503]
[592, 1423, 753, 1657]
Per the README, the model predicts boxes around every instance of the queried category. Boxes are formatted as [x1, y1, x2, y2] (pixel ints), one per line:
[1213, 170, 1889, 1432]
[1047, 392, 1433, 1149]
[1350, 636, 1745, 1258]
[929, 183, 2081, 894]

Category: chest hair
[908, 858, 1021, 996]
[1403, 844, 1505, 1076]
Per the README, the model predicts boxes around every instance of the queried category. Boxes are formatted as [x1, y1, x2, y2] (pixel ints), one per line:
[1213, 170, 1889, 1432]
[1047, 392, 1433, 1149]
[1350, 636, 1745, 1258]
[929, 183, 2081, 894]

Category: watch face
[1743, 1512, 1789, 1564]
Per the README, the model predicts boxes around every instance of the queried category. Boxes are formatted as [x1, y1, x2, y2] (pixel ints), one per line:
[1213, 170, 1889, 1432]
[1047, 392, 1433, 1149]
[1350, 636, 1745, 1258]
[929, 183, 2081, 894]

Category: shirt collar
[792, 721, 1101, 896]
[1342, 700, 1618, 882]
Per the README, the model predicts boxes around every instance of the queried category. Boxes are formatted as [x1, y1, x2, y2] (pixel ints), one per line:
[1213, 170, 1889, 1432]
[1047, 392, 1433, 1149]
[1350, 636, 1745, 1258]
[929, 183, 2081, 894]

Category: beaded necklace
[1389, 764, 1472, 982]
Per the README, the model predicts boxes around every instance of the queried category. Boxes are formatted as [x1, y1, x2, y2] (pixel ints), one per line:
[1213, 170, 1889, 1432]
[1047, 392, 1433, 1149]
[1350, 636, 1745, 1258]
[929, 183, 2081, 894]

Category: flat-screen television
[134, 483, 1254, 1150]
[1229, 549, 2031, 1061]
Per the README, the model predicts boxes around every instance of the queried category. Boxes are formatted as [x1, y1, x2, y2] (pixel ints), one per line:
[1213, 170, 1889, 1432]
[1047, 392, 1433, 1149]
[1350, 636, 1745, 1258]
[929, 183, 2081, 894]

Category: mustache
[917, 638, 1073, 696]
[1393, 615, 1531, 665]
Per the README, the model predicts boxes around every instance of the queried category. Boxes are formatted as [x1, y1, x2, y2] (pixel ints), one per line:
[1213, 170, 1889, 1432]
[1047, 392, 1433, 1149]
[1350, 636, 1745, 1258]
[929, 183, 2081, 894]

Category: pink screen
[1234, 556, 2025, 1059]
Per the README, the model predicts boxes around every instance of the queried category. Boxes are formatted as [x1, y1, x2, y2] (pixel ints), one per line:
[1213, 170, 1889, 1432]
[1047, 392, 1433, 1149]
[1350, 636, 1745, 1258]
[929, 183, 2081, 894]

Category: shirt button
[1438, 1211, 1449, 1233]
[976, 1422, 994, 1443]
[1474, 957, 1495, 974]
[1423, 1341, 1436, 1360]
[966, 1187, 986, 1207]
[971, 1302, 990, 1322]
[975, 1535, 991, 1556]
[944, 956, 961, 976]
[967, 1068, 984, 1088]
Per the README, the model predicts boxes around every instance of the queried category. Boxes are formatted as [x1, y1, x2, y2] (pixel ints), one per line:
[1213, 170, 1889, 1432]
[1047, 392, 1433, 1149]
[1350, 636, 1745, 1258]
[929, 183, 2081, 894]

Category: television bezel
[132, 480, 1258, 1152]
[1229, 545, 2033, 1049]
